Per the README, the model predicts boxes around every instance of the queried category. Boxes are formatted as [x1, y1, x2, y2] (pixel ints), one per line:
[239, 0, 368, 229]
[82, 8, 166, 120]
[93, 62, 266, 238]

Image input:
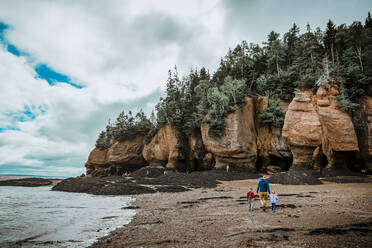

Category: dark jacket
[256, 178, 270, 193]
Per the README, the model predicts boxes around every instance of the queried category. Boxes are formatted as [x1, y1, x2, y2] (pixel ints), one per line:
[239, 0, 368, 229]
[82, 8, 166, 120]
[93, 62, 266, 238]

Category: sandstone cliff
[85, 135, 147, 176]
[255, 97, 291, 171]
[201, 97, 257, 169]
[142, 124, 185, 169]
[356, 96, 372, 170]
[282, 81, 359, 169]
[282, 90, 323, 166]
[315, 82, 359, 169]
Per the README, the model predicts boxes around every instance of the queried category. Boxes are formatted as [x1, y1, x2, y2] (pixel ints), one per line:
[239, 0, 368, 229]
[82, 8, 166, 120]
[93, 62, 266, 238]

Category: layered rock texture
[282, 80, 359, 169]
[142, 124, 184, 169]
[85, 80, 371, 176]
[201, 97, 257, 169]
[256, 97, 291, 171]
[356, 96, 372, 170]
[282, 90, 322, 167]
[85, 135, 146, 176]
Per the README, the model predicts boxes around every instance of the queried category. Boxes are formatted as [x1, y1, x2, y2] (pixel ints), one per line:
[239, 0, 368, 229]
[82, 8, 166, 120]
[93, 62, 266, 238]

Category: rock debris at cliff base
[52, 169, 261, 195]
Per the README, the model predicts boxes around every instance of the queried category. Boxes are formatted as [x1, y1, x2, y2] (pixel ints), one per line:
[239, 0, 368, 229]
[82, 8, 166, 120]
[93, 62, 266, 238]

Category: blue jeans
[248, 199, 254, 211]
[272, 203, 277, 212]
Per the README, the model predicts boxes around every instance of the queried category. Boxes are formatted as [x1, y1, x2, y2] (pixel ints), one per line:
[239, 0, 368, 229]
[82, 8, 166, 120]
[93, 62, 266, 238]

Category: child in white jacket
[270, 191, 278, 212]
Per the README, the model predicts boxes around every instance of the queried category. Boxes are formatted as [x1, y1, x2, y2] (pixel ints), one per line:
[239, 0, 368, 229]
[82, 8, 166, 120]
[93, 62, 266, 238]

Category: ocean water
[0, 185, 135, 248]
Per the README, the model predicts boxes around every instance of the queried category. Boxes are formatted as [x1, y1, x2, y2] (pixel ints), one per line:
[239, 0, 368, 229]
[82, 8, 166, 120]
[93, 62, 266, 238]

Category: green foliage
[95, 131, 111, 150]
[207, 119, 226, 137]
[95, 109, 154, 149]
[259, 94, 285, 128]
[95, 13, 372, 150]
[336, 84, 360, 112]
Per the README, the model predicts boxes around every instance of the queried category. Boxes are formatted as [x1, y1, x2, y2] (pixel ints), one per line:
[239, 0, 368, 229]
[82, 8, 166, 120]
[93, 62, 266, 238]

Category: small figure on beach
[226, 165, 230, 173]
[122, 172, 126, 179]
[270, 191, 278, 212]
[246, 187, 256, 212]
[256, 175, 270, 211]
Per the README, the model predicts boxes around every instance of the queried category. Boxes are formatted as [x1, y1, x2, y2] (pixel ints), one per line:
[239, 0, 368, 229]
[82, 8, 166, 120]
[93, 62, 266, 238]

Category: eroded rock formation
[282, 81, 359, 170]
[85, 135, 147, 176]
[142, 124, 184, 169]
[282, 90, 322, 166]
[356, 96, 372, 170]
[315, 83, 359, 168]
[201, 97, 257, 169]
[255, 97, 291, 171]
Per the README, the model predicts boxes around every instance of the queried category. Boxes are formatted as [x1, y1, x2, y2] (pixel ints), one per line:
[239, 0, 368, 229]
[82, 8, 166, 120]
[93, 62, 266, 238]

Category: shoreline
[90, 179, 372, 248]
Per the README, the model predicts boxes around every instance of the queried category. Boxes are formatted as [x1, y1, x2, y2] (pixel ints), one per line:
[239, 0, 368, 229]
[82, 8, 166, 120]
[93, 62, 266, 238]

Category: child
[270, 191, 278, 212]
[246, 187, 255, 212]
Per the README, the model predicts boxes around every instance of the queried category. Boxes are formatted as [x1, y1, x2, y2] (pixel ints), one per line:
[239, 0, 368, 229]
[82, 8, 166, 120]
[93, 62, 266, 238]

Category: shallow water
[0, 185, 135, 247]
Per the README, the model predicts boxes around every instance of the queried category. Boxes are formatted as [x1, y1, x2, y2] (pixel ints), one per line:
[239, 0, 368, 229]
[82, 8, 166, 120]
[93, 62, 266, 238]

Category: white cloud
[1, 0, 368, 176]
[0, 0, 232, 176]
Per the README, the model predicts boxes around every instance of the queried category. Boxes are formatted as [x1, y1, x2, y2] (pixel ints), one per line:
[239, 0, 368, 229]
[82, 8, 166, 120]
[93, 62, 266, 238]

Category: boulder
[201, 97, 257, 169]
[282, 90, 322, 166]
[142, 124, 184, 169]
[315, 82, 359, 169]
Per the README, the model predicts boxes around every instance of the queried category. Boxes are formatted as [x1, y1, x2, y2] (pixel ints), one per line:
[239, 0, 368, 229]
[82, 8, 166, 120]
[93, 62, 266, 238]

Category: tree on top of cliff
[95, 109, 154, 149]
[95, 13, 372, 148]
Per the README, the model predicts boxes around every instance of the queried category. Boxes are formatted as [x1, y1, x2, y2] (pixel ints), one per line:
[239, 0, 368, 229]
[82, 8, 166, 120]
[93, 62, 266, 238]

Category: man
[256, 175, 270, 211]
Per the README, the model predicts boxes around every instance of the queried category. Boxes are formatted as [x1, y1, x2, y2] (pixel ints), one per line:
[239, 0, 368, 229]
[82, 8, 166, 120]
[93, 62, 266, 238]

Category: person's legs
[272, 203, 276, 212]
[260, 192, 267, 211]
[248, 199, 254, 211]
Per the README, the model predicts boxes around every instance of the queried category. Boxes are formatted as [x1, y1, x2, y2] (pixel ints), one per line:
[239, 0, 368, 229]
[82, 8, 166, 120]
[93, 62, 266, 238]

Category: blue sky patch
[35, 64, 82, 88]
[0, 21, 83, 89]
[0, 105, 47, 133]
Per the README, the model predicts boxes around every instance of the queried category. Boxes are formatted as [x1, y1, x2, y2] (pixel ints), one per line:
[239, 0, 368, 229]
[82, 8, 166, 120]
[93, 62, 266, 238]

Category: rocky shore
[90, 179, 372, 248]
[52, 167, 261, 195]
[0, 178, 61, 187]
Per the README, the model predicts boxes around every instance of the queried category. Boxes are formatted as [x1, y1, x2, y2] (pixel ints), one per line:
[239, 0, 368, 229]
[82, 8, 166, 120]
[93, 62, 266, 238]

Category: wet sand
[90, 179, 372, 248]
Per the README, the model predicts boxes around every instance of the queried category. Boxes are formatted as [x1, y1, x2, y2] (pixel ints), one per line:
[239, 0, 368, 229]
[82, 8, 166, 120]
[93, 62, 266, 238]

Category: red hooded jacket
[247, 190, 255, 200]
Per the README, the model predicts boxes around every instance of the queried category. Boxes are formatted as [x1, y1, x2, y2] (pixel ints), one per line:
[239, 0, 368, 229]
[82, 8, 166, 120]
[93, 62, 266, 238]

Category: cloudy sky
[0, 0, 371, 177]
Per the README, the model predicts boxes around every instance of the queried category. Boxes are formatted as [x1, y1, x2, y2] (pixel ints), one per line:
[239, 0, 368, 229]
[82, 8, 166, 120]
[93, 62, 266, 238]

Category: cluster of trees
[96, 13, 372, 149]
[95, 110, 154, 149]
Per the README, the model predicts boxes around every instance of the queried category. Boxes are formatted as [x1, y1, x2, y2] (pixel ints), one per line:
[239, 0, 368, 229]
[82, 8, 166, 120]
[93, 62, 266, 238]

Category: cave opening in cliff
[319, 153, 328, 168]
[269, 155, 291, 171]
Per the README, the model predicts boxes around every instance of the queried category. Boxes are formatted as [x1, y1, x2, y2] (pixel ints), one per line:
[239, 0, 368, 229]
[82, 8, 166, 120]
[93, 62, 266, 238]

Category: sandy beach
[90, 179, 372, 248]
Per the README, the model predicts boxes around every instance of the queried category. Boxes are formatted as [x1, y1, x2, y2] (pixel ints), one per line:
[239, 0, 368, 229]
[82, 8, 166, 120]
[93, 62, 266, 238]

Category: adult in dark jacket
[257, 176, 270, 211]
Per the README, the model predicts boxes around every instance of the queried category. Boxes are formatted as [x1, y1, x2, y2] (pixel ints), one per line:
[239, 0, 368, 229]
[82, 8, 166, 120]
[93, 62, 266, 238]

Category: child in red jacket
[247, 187, 256, 212]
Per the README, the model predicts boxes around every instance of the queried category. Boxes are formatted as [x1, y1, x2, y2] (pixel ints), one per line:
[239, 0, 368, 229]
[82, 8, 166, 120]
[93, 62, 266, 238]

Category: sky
[0, 0, 371, 177]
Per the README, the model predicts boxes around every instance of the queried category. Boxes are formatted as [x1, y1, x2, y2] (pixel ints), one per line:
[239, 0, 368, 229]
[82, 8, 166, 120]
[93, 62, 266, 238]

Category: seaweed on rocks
[0, 178, 54, 187]
[52, 176, 156, 195]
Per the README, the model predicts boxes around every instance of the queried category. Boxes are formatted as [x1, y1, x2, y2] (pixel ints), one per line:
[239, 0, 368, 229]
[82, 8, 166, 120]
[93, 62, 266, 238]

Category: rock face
[282, 81, 359, 169]
[282, 90, 322, 166]
[201, 97, 257, 169]
[142, 124, 184, 169]
[107, 136, 146, 165]
[255, 97, 291, 171]
[357, 96, 372, 170]
[187, 130, 214, 171]
[85, 135, 147, 176]
[315, 83, 359, 168]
